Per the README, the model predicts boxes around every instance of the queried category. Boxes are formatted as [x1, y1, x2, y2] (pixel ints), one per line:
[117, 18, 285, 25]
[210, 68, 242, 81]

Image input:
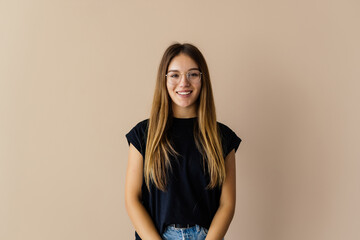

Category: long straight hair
[144, 43, 225, 191]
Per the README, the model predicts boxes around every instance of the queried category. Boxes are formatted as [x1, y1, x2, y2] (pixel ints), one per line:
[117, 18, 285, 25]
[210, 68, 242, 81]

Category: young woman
[125, 43, 242, 240]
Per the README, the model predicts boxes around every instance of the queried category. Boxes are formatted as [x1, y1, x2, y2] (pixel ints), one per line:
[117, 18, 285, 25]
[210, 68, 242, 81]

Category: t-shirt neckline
[172, 116, 197, 125]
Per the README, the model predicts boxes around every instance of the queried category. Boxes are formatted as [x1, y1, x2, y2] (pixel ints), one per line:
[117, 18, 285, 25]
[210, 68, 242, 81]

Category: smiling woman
[125, 43, 242, 240]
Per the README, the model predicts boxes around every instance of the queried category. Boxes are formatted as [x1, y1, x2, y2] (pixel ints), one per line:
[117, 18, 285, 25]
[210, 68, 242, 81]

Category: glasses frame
[165, 70, 202, 84]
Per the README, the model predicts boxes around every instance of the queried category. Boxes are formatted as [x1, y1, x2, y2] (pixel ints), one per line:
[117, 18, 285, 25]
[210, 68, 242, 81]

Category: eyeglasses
[165, 70, 202, 85]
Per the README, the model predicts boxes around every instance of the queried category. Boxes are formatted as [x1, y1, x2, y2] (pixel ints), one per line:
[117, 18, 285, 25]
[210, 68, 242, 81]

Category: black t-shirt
[125, 117, 242, 240]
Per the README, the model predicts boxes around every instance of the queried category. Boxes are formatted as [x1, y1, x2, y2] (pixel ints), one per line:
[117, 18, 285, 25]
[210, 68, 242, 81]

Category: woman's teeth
[177, 91, 191, 95]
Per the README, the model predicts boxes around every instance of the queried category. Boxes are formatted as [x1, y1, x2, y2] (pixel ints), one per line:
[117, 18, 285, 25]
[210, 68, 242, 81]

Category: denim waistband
[168, 223, 196, 229]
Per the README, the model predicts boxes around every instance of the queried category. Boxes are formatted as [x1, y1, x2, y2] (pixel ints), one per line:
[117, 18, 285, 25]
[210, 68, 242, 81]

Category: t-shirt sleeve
[125, 120, 148, 158]
[218, 123, 242, 158]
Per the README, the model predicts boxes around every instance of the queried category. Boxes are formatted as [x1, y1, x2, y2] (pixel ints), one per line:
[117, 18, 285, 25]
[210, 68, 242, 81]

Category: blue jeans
[162, 224, 225, 240]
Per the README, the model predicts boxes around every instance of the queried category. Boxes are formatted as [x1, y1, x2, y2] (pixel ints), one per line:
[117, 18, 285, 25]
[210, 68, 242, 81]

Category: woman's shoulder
[126, 118, 149, 139]
[132, 118, 149, 129]
[216, 121, 236, 135]
[216, 120, 242, 155]
[125, 119, 149, 157]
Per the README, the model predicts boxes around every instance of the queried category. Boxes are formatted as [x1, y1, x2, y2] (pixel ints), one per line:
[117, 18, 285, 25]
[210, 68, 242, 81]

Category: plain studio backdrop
[1, 0, 359, 240]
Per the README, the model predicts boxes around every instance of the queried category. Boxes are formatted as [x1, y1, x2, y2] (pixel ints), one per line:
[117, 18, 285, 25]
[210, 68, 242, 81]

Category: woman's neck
[172, 110, 197, 118]
[172, 104, 197, 118]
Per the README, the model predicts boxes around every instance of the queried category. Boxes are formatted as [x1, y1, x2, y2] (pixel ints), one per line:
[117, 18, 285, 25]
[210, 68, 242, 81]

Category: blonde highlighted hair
[144, 43, 225, 191]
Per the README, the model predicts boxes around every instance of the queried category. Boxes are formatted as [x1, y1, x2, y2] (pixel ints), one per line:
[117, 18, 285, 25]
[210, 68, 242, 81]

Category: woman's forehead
[168, 54, 198, 71]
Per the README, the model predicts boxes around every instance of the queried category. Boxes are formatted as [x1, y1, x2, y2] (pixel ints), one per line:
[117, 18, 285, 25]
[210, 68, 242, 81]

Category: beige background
[1, 0, 359, 239]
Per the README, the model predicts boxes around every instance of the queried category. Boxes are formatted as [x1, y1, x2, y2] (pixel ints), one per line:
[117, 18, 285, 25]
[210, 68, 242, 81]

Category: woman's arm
[125, 143, 162, 240]
[205, 149, 237, 240]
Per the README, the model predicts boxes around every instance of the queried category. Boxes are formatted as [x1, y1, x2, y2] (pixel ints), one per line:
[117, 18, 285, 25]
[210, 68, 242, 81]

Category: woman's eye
[171, 74, 179, 78]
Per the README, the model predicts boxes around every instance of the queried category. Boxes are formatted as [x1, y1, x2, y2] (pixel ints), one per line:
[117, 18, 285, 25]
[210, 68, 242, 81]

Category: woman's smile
[176, 90, 193, 96]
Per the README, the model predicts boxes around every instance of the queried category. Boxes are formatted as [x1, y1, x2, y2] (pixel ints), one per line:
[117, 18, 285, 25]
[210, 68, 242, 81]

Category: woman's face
[166, 54, 202, 118]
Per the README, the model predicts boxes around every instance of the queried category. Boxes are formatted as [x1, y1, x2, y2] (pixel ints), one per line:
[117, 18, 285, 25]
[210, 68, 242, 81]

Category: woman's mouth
[176, 91, 192, 96]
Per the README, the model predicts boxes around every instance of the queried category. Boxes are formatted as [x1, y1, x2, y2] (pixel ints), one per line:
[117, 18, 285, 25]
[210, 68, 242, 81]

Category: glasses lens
[187, 70, 201, 82]
[166, 72, 180, 84]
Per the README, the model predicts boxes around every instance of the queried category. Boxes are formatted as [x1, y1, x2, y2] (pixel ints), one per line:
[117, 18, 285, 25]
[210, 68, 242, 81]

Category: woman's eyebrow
[167, 67, 199, 72]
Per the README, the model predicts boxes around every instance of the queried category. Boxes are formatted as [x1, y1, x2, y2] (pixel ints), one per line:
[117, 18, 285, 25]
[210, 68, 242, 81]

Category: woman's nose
[179, 73, 190, 86]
